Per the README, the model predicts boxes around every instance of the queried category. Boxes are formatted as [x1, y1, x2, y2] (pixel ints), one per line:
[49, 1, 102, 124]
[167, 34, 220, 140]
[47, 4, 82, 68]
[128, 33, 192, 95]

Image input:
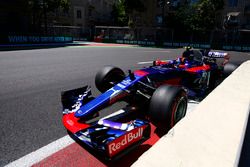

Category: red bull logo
[108, 127, 145, 157]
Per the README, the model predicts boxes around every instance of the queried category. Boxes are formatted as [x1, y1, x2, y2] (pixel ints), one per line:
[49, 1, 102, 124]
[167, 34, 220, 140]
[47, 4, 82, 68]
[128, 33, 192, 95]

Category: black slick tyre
[223, 63, 238, 77]
[148, 85, 187, 130]
[95, 66, 125, 93]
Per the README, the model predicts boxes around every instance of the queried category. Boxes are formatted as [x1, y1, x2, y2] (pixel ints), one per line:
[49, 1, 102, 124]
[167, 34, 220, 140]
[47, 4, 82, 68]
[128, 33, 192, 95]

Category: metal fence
[94, 26, 250, 51]
[42, 25, 91, 40]
[3, 25, 249, 51]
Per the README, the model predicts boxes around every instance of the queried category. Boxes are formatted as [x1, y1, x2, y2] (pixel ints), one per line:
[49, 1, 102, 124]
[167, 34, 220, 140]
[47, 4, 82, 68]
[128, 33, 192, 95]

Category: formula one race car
[61, 48, 237, 160]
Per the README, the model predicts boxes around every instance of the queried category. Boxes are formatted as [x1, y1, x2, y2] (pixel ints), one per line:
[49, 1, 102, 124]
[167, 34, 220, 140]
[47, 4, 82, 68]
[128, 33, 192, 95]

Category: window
[156, 15, 163, 25]
[76, 10, 82, 19]
[88, 8, 92, 16]
[228, 0, 238, 7]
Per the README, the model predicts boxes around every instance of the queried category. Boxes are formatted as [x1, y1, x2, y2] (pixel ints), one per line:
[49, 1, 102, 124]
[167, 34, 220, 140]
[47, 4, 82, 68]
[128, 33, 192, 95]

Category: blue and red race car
[61, 48, 237, 160]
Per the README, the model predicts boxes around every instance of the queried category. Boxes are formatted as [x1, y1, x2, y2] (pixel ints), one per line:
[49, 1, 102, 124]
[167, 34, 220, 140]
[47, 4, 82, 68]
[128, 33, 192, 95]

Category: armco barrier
[114, 39, 250, 51]
[132, 61, 250, 167]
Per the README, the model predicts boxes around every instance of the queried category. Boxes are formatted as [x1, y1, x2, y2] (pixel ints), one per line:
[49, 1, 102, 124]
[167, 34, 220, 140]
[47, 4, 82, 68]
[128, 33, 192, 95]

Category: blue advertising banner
[7, 35, 73, 44]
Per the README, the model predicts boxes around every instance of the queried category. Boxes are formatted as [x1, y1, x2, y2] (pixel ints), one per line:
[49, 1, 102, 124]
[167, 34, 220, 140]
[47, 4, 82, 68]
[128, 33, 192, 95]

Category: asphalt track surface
[0, 45, 249, 166]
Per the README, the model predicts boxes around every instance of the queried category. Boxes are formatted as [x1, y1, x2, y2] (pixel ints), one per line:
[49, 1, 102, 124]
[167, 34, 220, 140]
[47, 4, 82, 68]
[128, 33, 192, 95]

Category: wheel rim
[174, 97, 187, 124]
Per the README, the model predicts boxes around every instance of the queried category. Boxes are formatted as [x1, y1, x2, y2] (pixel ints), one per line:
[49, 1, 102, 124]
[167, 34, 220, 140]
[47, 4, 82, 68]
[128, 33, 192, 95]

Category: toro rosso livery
[61, 48, 236, 159]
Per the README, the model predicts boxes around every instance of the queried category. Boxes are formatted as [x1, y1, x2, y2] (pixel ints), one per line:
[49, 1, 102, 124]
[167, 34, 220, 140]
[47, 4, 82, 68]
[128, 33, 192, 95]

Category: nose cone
[75, 109, 87, 118]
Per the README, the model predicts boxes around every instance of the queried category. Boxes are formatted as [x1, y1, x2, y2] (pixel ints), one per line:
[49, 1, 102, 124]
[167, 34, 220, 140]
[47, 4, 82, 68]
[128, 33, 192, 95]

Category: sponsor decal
[163, 42, 173, 46]
[200, 44, 211, 48]
[242, 46, 250, 51]
[108, 87, 127, 104]
[108, 87, 121, 98]
[77, 110, 83, 114]
[121, 79, 131, 86]
[208, 51, 227, 58]
[78, 131, 91, 143]
[173, 43, 180, 47]
[107, 126, 145, 157]
[117, 83, 126, 89]
[179, 43, 189, 47]
[8, 35, 73, 43]
[67, 120, 74, 126]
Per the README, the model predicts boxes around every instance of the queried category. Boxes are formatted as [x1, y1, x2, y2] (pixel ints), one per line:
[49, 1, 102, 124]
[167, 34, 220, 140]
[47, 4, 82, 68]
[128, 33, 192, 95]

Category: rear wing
[207, 51, 229, 58]
[206, 51, 230, 65]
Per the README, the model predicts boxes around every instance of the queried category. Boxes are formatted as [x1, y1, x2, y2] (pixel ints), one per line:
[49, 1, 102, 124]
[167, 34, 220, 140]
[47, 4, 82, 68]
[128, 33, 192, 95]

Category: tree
[193, 0, 216, 31]
[111, 0, 145, 27]
[28, 0, 69, 14]
[111, 0, 128, 26]
[45, 0, 69, 13]
[124, 0, 145, 28]
[124, 0, 145, 13]
[174, 0, 223, 32]
[211, 0, 224, 11]
[28, 0, 69, 33]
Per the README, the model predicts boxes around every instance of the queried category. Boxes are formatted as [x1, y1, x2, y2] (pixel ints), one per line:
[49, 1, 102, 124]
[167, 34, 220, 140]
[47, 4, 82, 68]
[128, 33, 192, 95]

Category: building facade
[1, 0, 249, 42]
[47, 0, 250, 30]
[45, 0, 115, 38]
[223, 0, 250, 29]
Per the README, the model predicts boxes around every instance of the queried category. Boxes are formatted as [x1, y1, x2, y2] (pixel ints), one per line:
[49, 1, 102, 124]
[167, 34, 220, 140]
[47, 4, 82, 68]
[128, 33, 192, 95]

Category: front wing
[64, 115, 151, 159]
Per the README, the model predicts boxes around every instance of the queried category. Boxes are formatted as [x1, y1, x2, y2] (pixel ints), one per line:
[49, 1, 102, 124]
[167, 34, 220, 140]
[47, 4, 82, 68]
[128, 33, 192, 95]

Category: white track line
[139, 50, 171, 53]
[137, 60, 171, 65]
[5, 102, 198, 167]
[137, 61, 154, 65]
[5, 136, 74, 167]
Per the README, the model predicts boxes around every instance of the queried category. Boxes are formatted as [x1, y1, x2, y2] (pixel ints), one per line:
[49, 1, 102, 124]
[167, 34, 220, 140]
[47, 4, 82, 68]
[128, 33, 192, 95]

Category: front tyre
[148, 85, 187, 130]
[95, 66, 125, 93]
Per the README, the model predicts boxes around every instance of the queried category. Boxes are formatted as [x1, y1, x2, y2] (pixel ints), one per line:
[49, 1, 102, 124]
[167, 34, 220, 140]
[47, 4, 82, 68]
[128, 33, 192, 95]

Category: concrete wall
[132, 61, 250, 167]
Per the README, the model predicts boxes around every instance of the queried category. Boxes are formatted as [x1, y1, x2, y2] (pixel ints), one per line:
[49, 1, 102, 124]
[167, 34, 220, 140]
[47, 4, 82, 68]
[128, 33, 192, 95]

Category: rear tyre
[223, 63, 238, 77]
[148, 85, 187, 130]
[95, 66, 125, 93]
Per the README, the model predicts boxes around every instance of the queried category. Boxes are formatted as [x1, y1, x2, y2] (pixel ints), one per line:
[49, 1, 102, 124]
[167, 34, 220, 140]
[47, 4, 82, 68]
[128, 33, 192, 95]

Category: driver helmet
[182, 46, 194, 62]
